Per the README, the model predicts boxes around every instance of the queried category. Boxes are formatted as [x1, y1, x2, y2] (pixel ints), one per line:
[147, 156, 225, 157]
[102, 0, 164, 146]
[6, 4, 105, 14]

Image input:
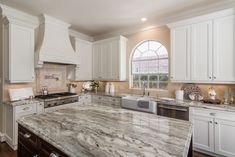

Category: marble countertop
[4, 99, 42, 107]
[78, 92, 125, 98]
[18, 103, 193, 157]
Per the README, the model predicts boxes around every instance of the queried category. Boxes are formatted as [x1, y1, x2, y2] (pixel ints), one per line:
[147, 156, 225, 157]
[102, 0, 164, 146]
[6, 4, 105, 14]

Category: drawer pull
[50, 152, 60, 157]
[23, 107, 30, 111]
[23, 133, 31, 138]
[210, 113, 216, 116]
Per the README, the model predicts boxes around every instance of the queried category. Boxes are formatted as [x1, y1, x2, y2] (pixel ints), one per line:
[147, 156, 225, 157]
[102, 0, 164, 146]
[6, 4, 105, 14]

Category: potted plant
[90, 80, 100, 93]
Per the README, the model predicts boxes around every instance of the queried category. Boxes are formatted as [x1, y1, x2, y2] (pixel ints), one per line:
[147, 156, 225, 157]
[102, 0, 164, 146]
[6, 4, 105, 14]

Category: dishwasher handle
[158, 104, 188, 112]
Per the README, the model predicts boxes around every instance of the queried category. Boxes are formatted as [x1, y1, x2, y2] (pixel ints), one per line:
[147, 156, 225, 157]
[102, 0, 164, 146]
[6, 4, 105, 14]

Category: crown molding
[93, 0, 235, 41]
[69, 29, 94, 42]
[0, 3, 38, 27]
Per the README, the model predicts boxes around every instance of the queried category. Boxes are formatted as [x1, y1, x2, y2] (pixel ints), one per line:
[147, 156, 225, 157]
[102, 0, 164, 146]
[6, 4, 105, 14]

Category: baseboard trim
[194, 148, 223, 157]
[0, 132, 5, 142]
[4, 134, 17, 150]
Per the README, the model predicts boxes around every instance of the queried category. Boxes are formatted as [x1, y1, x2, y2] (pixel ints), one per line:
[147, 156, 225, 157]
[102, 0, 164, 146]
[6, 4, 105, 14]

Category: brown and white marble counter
[18, 103, 192, 157]
[4, 99, 42, 107]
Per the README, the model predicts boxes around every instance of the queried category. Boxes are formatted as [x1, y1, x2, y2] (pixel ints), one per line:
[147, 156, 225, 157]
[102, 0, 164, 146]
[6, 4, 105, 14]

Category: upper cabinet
[68, 37, 92, 81]
[170, 25, 191, 81]
[168, 9, 235, 83]
[2, 17, 36, 83]
[93, 36, 127, 81]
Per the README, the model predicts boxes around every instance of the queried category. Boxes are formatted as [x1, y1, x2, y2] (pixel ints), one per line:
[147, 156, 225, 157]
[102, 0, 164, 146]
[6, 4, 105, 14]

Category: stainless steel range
[35, 92, 78, 109]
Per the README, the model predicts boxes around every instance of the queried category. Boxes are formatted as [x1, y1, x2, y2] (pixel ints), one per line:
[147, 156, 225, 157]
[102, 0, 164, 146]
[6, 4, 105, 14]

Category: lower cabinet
[92, 95, 121, 107]
[78, 95, 92, 105]
[214, 119, 235, 157]
[190, 107, 235, 157]
[18, 124, 68, 157]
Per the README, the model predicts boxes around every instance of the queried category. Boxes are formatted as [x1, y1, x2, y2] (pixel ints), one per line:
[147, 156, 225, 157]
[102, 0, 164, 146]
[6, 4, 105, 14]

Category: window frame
[129, 40, 169, 90]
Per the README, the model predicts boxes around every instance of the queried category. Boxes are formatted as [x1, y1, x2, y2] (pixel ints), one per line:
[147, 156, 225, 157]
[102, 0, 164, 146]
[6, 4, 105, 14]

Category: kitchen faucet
[142, 81, 149, 96]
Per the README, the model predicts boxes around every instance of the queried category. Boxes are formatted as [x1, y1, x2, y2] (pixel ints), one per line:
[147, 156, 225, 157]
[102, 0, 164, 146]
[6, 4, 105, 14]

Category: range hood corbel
[35, 14, 79, 68]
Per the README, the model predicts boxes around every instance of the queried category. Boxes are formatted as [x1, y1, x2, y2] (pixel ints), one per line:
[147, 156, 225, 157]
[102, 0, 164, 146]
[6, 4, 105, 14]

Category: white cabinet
[168, 9, 235, 83]
[170, 26, 191, 81]
[68, 38, 92, 81]
[4, 102, 43, 150]
[214, 119, 235, 157]
[93, 36, 127, 81]
[190, 107, 235, 157]
[78, 95, 92, 105]
[3, 17, 35, 83]
[213, 15, 235, 82]
[191, 21, 212, 82]
[92, 95, 121, 107]
[192, 115, 214, 152]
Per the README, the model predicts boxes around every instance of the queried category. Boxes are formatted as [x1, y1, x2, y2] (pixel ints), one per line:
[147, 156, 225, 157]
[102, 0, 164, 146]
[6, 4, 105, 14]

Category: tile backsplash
[4, 63, 235, 102]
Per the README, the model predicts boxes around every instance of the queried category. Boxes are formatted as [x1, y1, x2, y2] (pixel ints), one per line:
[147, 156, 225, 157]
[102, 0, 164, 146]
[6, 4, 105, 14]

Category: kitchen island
[17, 103, 193, 157]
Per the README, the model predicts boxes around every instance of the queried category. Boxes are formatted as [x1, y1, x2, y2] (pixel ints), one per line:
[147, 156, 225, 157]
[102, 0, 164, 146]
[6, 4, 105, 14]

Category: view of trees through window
[131, 40, 169, 89]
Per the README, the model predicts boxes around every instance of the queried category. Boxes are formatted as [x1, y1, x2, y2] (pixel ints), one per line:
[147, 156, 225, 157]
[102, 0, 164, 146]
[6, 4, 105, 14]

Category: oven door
[157, 104, 189, 121]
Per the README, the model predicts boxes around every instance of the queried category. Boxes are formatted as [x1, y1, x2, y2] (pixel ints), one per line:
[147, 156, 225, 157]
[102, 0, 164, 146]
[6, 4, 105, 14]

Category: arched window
[131, 40, 169, 89]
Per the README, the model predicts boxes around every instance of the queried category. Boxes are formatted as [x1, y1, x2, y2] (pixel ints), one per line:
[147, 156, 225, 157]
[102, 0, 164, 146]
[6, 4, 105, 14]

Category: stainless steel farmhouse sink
[121, 95, 157, 113]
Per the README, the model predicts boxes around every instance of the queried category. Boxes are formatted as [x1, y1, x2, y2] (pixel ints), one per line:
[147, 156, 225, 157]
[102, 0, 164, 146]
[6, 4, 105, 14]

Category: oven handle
[158, 105, 188, 112]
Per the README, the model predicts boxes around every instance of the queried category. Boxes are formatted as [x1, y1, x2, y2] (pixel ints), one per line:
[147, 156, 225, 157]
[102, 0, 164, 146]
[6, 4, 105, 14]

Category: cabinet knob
[23, 133, 31, 138]
[209, 121, 213, 123]
[215, 122, 218, 124]
[213, 76, 216, 79]
[209, 76, 212, 79]
[50, 152, 59, 157]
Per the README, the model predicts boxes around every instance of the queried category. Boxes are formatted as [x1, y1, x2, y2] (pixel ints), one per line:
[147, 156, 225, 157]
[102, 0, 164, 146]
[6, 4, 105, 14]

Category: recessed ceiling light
[141, 17, 147, 22]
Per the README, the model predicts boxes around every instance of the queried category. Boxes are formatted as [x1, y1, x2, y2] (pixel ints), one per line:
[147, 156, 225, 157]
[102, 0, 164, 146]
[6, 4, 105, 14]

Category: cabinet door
[214, 119, 235, 157]
[213, 15, 235, 82]
[8, 24, 34, 83]
[101, 42, 112, 80]
[75, 39, 92, 80]
[192, 115, 214, 152]
[111, 40, 120, 80]
[92, 43, 101, 79]
[171, 26, 191, 81]
[191, 21, 213, 81]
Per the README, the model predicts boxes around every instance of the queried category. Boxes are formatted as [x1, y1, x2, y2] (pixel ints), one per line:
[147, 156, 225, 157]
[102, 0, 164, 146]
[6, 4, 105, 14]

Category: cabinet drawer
[191, 107, 235, 121]
[39, 139, 69, 157]
[109, 97, 121, 103]
[16, 104, 37, 117]
[18, 125, 38, 150]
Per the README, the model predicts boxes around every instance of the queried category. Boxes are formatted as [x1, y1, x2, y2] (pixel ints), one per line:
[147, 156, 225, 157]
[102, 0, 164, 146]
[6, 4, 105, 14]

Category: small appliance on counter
[175, 90, 184, 100]
[105, 83, 110, 94]
[110, 83, 115, 94]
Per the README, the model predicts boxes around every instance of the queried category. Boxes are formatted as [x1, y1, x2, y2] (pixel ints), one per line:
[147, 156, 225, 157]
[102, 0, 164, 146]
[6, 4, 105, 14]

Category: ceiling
[0, 0, 232, 37]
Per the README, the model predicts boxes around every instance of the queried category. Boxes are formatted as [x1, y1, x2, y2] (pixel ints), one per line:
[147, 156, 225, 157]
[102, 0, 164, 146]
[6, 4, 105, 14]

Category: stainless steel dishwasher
[157, 103, 189, 121]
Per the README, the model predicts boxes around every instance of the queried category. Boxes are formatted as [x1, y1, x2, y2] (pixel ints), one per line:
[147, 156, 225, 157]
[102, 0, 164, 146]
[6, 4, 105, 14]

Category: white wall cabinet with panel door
[191, 21, 213, 82]
[213, 15, 235, 82]
[2, 17, 36, 83]
[168, 9, 235, 83]
[68, 37, 92, 81]
[92, 36, 127, 81]
[190, 107, 235, 157]
[170, 25, 191, 82]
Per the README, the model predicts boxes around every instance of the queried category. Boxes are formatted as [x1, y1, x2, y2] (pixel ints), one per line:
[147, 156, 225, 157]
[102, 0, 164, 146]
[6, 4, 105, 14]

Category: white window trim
[129, 40, 169, 90]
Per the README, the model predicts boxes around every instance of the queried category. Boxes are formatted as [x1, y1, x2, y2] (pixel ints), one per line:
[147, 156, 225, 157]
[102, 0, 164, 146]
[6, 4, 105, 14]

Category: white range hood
[35, 14, 79, 68]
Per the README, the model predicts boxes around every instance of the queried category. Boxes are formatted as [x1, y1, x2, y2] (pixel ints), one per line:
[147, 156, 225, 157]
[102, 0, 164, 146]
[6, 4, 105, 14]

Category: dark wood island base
[18, 124, 69, 157]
